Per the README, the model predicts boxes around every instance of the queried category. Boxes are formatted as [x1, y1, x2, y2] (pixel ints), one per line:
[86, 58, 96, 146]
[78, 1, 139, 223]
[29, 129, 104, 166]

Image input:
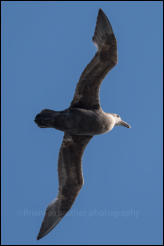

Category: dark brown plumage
[70, 9, 117, 110]
[37, 134, 92, 240]
[35, 9, 130, 240]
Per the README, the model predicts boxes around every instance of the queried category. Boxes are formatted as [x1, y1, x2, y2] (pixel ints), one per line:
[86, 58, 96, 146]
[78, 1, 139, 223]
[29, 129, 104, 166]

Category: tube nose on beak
[120, 120, 131, 128]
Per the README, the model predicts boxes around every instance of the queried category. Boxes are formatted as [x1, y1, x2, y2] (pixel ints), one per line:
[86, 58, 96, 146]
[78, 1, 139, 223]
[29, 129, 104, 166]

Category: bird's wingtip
[37, 235, 41, 240]
[98, 8, 103, 14]
[92, 8, 114, 49]
[98, 8, 107, 18]
[37, 229, 46, 240]
[36, 228, 49, 240]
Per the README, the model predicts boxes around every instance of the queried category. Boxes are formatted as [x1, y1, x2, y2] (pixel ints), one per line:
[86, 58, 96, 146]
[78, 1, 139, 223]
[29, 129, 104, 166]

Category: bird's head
[111, 113, 131, 128]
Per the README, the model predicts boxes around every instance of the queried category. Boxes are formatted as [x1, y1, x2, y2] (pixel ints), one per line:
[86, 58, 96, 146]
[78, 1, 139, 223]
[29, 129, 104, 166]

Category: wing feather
[70, 9, 117, 110]
[37, 133, 92, 240]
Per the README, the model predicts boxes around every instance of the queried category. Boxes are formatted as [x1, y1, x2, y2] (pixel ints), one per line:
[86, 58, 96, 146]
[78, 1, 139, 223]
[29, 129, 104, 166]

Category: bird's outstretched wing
[37, 133, 93, 240]
[70, 9, 117, 110]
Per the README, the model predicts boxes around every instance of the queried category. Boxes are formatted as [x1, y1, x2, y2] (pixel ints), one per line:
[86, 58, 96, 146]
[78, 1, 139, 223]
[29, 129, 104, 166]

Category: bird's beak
[120, 120, 131, 128]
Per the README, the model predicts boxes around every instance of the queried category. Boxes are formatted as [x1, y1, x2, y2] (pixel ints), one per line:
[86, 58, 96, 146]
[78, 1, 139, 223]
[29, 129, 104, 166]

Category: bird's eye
[117, 114, 119, 117]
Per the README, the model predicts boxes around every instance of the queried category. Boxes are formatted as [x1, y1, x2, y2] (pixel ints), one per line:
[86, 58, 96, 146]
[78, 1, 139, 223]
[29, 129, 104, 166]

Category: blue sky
[1, 1, 163, 245]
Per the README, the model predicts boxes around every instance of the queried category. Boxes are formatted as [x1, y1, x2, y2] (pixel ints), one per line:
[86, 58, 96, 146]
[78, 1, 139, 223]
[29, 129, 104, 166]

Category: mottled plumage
[36, 134, 92, 240]
[35, 9, 130, 240]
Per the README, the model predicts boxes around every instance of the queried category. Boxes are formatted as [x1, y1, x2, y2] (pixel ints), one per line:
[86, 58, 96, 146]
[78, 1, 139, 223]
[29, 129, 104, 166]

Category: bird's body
[35, 108, 115, 135]
[34, 9, 131, 240]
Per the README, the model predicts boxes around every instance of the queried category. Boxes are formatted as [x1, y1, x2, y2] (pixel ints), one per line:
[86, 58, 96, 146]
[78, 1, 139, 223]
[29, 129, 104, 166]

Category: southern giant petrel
[35, 8, 131, 240]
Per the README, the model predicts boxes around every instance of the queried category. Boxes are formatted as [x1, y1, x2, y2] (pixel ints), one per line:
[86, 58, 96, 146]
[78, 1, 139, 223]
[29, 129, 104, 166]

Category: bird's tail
[34, 109, 57, 128]
[92, 8, 114, 49]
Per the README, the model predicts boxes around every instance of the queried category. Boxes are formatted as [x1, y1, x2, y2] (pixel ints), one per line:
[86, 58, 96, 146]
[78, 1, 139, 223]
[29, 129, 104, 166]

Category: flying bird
[35, 8, 131, 240]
